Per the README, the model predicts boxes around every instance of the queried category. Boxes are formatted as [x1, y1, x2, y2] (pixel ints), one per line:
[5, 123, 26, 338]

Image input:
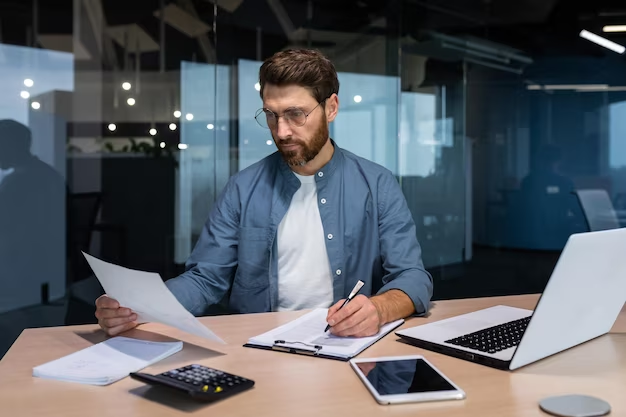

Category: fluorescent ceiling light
[603, 25, 626, 33]
[544, 84, 608, 90]
[579, 29, 625, 54]
[527, 84, 609, 91]
[576, 86, 626, 92]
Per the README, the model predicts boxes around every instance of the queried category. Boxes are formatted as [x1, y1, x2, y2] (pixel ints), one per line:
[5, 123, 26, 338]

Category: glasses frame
[254, 98, 327, 129]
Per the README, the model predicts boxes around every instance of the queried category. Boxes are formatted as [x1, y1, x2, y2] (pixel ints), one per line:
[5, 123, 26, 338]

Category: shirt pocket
[236, 226, 270, 288]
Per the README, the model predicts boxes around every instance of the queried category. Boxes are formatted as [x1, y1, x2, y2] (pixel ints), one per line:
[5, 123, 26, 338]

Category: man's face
[262, 84, 330, 167]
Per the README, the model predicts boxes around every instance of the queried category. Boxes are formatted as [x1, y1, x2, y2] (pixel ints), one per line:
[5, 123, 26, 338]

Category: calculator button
[214, 386, 223, 393]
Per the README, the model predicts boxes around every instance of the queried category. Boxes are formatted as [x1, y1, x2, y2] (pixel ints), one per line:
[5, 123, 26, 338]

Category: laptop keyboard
[444, 316, 531, 354]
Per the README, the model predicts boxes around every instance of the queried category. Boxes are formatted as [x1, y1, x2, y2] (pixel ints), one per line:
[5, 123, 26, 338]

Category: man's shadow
[0, 119, 67, 311]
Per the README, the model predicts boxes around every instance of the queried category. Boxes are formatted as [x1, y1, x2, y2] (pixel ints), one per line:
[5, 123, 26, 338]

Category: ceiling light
[24, 79, 34, 87]
[543, 84, 609, 90]
[159, 141, 166, 148]
[185, 113, 194, 121]
[31, 101, 41, 110]
[579, 29, 625, 54]
[149, 128, 157, 135]
[169, 123, 177, 131]
[207, 123, 214, 130]
[603, 25, 626, 33]
[122, 82, 131, 90]
[353, 95, 362, 103]
[127, 97, 136, 106]
[108, 123, 117, 131]
[173, 110, 181, 118]
[20, 91, 30, 99]
[178, 143, 188, 150]
[266, 140, 273, 145]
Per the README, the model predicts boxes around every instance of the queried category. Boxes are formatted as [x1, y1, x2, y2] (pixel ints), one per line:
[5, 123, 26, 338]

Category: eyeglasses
[255, 100, 326, 129]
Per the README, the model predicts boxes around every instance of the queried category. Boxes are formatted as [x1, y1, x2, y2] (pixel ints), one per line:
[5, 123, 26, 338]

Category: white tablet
[349, 355, 466, 405]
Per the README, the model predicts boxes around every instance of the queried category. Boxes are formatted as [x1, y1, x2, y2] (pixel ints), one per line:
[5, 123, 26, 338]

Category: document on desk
[82, 252, 224, 344]
[33, 336, 182, 385]
[244, 308, 403, 360]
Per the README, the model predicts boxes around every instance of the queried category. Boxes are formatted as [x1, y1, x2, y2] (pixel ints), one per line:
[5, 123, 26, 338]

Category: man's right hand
[95, 295, 138, 336]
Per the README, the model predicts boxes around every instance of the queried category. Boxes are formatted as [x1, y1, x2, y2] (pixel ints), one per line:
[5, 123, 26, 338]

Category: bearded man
[95, 49, 433, 338]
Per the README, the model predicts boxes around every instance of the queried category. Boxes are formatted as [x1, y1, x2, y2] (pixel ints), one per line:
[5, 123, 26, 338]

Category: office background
[1, 0, 625, 358]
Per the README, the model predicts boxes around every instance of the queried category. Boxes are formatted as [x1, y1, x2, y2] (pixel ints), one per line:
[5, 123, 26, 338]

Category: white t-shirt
[276, 172, 334, 311]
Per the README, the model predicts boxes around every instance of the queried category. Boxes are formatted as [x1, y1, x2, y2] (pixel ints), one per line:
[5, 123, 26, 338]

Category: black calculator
[130, 364, 255, 402]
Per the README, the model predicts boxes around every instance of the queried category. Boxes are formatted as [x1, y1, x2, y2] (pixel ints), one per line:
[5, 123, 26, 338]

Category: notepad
[244, 308, 403, 360]
[32, 337, 183, 386]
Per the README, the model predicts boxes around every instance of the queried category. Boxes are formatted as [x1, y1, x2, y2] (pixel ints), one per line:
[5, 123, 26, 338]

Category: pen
[325, 280, 365, 332]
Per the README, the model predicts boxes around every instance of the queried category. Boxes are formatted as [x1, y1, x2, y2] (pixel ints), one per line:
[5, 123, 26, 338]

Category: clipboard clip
[272, 340, 323, 356]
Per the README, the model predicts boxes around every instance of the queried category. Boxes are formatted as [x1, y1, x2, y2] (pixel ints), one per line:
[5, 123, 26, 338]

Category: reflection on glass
[0, 120, 66, 313]
[0, 43, 72, 315]
[358, 359, 455, 395]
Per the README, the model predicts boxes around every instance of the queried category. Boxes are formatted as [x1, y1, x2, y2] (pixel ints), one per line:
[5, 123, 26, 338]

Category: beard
[273, 116, 329, 167]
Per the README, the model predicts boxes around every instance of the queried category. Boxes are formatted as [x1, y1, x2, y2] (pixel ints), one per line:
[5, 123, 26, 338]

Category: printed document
[83, 252, 224, 344]
[33, 336, 182, 385]
[246, 308, 403, 359]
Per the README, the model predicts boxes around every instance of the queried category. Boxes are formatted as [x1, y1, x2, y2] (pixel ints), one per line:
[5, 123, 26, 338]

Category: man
[96, 49, 433, 338]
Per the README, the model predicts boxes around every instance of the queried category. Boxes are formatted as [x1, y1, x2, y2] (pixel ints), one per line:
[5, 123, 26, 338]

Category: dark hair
[0, 119, 32, 154]
[258, 49, 339, 103]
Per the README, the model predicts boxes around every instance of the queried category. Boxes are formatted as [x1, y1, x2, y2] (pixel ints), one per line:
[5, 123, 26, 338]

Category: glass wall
[2, 0, 625, 358]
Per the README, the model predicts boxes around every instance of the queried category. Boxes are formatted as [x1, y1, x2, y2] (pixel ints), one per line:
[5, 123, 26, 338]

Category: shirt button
[327, 233, 333, 240]
[336, 269, 342, 276]
[320, 198, 326, 204]
[317, 172, 324, 177]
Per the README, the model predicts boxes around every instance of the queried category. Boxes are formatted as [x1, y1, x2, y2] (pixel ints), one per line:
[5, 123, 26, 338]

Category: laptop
[396, 228, 626, 370]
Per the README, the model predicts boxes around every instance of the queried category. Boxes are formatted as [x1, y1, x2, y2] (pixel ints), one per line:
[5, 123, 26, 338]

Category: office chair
[572, 189, 621, 232]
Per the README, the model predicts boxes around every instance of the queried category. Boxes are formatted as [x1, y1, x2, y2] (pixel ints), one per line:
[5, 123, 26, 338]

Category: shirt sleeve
[165, 176, 240, 316]
[376, 171, 433, 315]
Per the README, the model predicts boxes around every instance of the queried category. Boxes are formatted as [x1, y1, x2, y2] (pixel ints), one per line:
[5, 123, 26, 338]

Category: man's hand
[326, 295, 382, 337]
[95, 295, 138, 336]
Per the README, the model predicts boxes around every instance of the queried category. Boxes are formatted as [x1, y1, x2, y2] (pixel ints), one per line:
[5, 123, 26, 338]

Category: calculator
[130, 364, 255, 402]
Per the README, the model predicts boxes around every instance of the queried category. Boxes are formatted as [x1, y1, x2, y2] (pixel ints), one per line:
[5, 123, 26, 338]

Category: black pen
[325, 280, 365, 332]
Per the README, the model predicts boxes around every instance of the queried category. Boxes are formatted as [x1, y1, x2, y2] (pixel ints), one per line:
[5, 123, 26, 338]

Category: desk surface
[2, 294, 626, 416]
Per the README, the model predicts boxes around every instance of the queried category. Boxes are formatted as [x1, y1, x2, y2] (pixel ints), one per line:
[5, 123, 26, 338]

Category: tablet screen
[355, 358, 455, 395]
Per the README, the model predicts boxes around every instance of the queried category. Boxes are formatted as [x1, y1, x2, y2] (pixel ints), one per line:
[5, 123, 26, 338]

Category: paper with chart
[83, 252, 225, 344]
[33, 336, 182, 385]
[247, 308, 403, 359]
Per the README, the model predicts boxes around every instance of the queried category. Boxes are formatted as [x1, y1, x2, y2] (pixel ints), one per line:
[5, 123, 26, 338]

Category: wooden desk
[2, 294, 625, 416]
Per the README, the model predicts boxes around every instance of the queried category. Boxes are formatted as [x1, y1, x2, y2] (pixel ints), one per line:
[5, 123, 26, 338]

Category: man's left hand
[326, 295, 382, 337]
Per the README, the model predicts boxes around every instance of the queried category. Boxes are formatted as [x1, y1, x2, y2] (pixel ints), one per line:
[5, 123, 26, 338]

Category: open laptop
[397, 228, 626, 370]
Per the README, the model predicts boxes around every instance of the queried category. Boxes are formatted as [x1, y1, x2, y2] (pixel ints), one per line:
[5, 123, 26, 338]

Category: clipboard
[243, 341, 350, 361]
[243, 309, 404, 361]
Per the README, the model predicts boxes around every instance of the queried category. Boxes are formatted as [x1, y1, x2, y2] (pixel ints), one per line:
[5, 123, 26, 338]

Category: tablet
[349, 355, 466, 405]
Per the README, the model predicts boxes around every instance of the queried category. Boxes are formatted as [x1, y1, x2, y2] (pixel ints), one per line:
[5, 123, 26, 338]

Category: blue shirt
[166, 141, 433, 316]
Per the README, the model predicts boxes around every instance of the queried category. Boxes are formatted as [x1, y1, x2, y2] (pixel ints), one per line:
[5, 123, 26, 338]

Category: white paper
[83, 252, 225, 344]
[33, 336, 182, 385]
[249, 308, 403, 359]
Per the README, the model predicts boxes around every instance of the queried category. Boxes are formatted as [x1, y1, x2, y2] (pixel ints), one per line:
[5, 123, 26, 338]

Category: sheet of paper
[33, 337, 183, 385]
[83, 252, 225, 344]
[249, 308, 402, 358]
